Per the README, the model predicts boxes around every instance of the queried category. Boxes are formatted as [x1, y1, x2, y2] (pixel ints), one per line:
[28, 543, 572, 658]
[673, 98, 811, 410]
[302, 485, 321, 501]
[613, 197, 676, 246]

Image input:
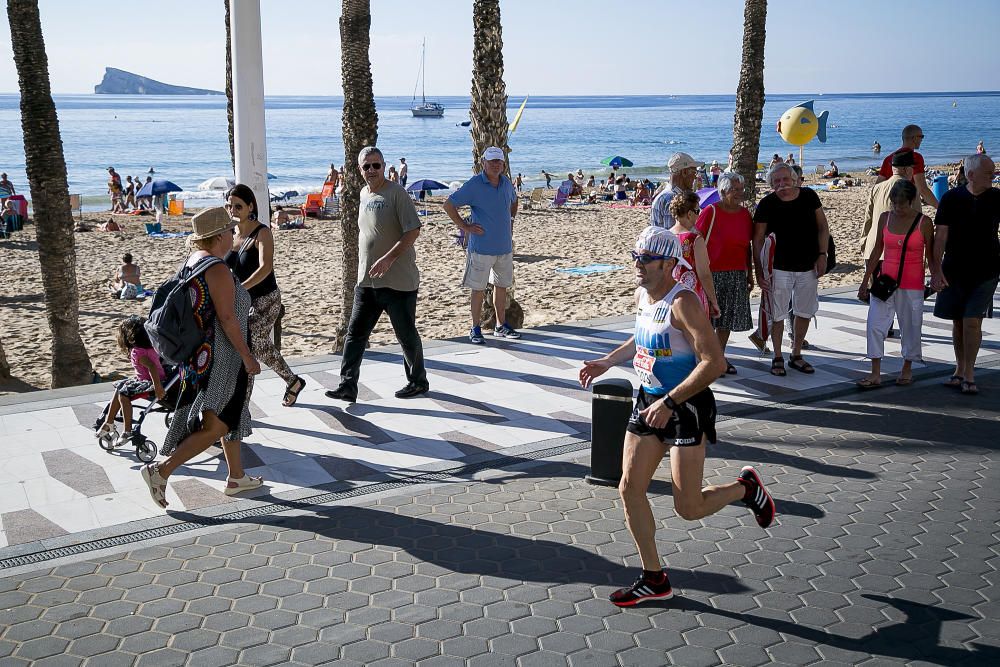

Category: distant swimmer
[873, 140, 881, 154]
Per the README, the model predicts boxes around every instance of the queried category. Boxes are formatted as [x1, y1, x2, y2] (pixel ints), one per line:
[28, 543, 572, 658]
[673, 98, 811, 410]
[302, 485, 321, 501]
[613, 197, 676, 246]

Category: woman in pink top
[96, 316, 168, 445]
[857, 180, 933, 388]
[696, 172, 755, 375]
[668, 191, 720, 319]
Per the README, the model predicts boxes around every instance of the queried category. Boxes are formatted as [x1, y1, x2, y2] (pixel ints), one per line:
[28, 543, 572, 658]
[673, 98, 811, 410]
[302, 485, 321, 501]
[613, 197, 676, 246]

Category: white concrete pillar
[230, 0, 269, 220]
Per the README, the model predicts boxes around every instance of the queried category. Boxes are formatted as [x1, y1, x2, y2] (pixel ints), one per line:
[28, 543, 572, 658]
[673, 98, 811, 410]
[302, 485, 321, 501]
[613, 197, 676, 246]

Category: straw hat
[190, 206, 238, 241]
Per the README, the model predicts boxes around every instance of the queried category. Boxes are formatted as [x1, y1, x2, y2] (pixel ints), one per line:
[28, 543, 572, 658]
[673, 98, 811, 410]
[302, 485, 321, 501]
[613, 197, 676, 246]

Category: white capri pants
[770, 269, 819, 321]
[866, 288, 923, 361]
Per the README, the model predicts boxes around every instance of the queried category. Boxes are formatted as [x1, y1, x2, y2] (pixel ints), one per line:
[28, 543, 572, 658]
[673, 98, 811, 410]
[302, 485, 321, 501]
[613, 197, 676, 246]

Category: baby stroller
[93, 370, 180, 463]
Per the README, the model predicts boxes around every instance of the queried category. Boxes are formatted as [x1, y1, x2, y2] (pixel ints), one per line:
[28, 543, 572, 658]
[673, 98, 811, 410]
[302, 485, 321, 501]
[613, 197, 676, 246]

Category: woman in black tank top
[225, 184, 305, 408]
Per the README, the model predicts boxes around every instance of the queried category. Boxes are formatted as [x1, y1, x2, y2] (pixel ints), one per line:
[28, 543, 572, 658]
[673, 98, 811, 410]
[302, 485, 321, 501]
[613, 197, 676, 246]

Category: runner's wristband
[663, 394, 679, 411]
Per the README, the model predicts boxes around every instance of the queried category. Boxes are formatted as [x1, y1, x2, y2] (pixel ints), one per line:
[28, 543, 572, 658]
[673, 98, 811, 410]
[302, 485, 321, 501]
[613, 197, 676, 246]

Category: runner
[580, 226, 776, 607]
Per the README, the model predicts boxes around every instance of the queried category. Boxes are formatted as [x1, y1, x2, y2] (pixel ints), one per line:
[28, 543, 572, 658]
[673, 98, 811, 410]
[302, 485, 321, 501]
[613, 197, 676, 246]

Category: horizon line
[1, 89, 998, 98]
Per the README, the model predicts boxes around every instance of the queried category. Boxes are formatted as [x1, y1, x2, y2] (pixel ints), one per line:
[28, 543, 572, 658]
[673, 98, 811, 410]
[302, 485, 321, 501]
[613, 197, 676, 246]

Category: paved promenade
[1, 288, 998, 665]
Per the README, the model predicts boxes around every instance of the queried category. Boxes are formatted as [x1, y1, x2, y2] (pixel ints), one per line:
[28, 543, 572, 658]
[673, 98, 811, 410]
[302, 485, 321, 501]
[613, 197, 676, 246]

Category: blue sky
[1, 0, 998, 96]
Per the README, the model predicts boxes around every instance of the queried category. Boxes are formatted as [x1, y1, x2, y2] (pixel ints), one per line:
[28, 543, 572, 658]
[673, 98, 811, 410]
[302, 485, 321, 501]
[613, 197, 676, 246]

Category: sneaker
[493, 323, 522, 339]
[609, 570, 673, 607]
[469, 326, 485, 344]
[739, 466, 776, 528]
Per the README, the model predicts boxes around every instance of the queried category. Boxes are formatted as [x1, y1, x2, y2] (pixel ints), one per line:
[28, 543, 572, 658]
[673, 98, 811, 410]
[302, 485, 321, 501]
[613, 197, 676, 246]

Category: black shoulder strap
[894, 213, 923, 283]
[238, 224, 265, 257]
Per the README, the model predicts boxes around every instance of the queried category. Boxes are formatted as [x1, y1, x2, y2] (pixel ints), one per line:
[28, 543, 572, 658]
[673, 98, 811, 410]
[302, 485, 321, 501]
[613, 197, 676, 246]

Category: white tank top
[633, 284, 698, 396]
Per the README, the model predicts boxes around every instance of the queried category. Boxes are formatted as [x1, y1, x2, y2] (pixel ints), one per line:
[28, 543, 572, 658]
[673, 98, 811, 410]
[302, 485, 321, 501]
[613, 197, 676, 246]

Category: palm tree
[7, 0, 93, 388]
[337, 0, 378, 351]
[224, 0, 235, 171]
[470, 0, 510, 175]
[731, 0, 767, 205]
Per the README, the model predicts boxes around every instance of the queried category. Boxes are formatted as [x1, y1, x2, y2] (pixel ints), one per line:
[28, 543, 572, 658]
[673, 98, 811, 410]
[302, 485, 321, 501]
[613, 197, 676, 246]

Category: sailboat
[411, 38, 444, 118]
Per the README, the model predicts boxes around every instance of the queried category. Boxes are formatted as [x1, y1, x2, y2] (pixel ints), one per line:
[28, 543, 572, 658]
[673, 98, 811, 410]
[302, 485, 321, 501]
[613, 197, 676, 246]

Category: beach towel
[751, 233, 776, 354]
[609, 204, 650, 209]
[147, 231, 191, 239]
[556, 264, 625, 276]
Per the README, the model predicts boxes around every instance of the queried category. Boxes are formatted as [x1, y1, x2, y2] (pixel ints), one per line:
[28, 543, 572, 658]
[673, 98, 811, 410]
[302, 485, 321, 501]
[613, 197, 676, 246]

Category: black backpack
[145, 257, 224, 365]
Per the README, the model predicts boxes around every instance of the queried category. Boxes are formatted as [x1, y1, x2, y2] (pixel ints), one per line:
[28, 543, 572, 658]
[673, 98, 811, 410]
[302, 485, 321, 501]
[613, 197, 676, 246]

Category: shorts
[462, 251, 514, 291]
[770, 269, 819, 320]
[626, 386, 717, 447]
[934, 276, 999, 320]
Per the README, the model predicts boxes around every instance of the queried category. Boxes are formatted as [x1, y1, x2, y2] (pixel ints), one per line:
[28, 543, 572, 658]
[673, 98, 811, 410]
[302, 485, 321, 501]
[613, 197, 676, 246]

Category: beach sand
[0, 170, 940, 394]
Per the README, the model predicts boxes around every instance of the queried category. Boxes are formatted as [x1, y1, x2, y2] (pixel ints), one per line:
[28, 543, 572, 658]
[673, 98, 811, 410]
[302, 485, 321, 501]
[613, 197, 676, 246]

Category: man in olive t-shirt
[325, 146, 428, 402]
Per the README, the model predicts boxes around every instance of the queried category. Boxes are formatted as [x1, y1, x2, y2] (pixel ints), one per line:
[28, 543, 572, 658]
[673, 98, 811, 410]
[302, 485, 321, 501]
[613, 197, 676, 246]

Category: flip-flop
[943, 375, 964, 388]
[961, 381, 979, 395]
[895, 376, 913, 386]
[856, 378, 883, 390]
[726, 361, 738, 375]
[282, 376, 306, 407]
[789, 355, 815, 374]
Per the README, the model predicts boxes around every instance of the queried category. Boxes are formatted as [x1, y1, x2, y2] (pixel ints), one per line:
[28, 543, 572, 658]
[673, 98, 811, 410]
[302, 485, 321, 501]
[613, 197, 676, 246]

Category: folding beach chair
[521, 187, 544, 210]
[551, 183, 572, 208]
[300, 193, 324, 218]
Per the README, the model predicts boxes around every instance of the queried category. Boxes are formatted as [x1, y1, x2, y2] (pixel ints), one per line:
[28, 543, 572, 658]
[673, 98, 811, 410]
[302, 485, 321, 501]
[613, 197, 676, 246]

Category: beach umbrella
[601, 156, 633, 168]
[406, 179, 449, 216]
[136, 179, 183, 198]
[197, 176, 236, 191]
[697, 186, 721, 208]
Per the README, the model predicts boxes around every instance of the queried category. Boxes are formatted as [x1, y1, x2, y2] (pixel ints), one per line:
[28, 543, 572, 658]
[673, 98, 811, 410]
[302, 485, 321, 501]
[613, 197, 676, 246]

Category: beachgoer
[650, 152, 701, 229]
[141, 207, 263, 508]
[325, 146, 428, 402]
[109, 252, 142, 297]
[514, 173, 523, 193]
[752, 162, 830, 377]
[976, 140, 985, 155]
[727, 150, 735, 172]
[873, 140, 882, 154]
[225, 183, 305, 407]
[325, 163, 338, 184]
[96, 316, 168, 446]
[387, 165, 398, 183]
[931, 154, 1000, 396]
[710, 160, 722, 186]
[857, 180, 933, 389]
[272, 205, 290, 226]
[614, 177, 627, 201]
[697, 172, 754, 374]
[860, 149, 922, 260]
[579, 225, 775, 607]
[950, 160, 968, 190]
[0, 172, 16, 195]
[123, 176, 136, 210]
[444, 146, 521, 344]
[876, 124, 938, 208]
[823, 161, 839, 179]
[630, 180, 651, 206]
[769, 154, 784, 170]
[107, 167, 124, 212]
[667, 191, 719, 318]
[541, 170, 554, 188]
[586, 174, 595, 188]
[398, 157, 408, 188]
[786, 153, 795, 166]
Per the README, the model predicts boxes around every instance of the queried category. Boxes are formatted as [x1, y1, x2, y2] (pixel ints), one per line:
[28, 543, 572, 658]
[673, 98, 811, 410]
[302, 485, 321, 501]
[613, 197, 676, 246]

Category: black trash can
[585, 378, 633, 486]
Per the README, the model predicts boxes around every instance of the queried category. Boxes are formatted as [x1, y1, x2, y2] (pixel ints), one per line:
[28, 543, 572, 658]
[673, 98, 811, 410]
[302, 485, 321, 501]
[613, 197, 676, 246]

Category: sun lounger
[521, 187, 544, 210]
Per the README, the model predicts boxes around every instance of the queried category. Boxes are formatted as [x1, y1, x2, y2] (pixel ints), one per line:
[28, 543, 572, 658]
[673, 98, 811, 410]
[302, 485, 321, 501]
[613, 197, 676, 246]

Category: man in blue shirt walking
[444, 146, 521, 344]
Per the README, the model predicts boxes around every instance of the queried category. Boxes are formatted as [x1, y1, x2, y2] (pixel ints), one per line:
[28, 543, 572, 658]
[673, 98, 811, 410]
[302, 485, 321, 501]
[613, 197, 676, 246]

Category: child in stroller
[94, 316, 177, 462]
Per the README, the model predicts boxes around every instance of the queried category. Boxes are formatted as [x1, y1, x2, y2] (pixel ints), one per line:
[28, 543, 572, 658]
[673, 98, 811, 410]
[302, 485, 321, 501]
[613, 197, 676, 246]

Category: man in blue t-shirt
[444, 146, 521, 344]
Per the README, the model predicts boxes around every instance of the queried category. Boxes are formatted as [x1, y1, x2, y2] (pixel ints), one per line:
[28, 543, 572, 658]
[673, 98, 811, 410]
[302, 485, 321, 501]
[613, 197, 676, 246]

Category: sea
[0, 91, 997, 212]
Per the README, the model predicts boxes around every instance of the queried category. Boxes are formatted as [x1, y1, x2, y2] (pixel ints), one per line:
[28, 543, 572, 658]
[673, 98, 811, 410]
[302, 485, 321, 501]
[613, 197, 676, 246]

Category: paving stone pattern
[1, 377, 998, 666]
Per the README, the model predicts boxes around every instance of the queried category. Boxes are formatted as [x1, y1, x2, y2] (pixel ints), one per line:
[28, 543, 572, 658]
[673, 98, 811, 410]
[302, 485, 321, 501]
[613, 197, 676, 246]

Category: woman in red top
[857, 180, 933, 389]
[696, 172, 754, 375]
[668, 191, 720, 318]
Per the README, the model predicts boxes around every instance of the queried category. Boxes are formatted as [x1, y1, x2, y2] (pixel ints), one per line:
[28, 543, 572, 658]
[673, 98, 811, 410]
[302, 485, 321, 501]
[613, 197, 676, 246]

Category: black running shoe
[739, 466, 776, 528]
[609, 571, 673, 607]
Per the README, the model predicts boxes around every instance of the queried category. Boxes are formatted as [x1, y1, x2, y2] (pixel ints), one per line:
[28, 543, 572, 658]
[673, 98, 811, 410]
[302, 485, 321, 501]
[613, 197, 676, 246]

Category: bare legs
[770, 315, 810, 359]
[619, 433, 745, 571]
[953, 318, 983, 383]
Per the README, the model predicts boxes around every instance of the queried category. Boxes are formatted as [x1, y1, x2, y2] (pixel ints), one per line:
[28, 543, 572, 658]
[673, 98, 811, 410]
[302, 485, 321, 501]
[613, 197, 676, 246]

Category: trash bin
[585, 378, 633, 487]
[932, 174, 949, 203]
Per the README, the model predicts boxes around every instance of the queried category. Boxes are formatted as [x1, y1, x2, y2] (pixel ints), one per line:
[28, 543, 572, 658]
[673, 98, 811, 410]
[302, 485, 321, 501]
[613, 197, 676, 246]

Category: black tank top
[225, 224, 278, 299]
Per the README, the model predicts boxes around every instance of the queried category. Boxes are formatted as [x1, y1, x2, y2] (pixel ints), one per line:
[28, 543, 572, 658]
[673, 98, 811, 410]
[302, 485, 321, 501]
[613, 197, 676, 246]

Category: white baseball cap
[635, 226, 691, 269]
[668, 152, 702, 173]
[482, 146, 505, 161]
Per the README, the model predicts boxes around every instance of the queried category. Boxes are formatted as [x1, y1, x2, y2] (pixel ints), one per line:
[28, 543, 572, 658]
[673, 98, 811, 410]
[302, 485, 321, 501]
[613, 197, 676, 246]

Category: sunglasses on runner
[362, 162, 383, 171]
[630, 251, 668, 264]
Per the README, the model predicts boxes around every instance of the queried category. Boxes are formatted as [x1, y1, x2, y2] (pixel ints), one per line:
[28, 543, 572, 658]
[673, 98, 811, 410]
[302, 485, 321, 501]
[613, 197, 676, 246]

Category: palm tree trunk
[7, 0, 93, 388]
[337, 0, 379, 351]
[470, 0, 510, 175]
[224, 0, 235, 172]
[731, 0, 767, 205]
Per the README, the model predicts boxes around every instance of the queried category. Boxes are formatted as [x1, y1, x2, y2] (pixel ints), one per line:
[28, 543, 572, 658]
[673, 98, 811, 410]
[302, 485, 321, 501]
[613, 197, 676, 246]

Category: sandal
[895, 376, 913, 386]
[141, 464, 168, 508]
[225, 475, 264, 496]
[943, 375, 964, 388]
[726, 361, 738, 375]
[770, 357, 786, 376]
[856, 378, 883, 390]
[788, 355, 815, 374]
[282, 376, 306, 407]
[960, 381, 979, 395]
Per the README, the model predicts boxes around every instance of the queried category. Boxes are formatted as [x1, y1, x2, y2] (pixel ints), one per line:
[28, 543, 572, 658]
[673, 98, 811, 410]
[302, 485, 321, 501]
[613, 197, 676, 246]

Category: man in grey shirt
[650, 152, 701, 228]
[325, 146, 428, 402]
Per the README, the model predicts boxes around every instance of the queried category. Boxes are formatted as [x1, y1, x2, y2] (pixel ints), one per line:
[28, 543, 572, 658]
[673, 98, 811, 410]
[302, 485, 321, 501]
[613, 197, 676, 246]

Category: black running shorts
[627, 386, 717, 447]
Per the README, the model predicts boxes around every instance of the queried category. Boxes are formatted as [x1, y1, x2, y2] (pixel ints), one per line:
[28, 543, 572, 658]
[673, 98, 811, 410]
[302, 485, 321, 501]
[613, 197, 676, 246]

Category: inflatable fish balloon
[776, 100, 830, 146]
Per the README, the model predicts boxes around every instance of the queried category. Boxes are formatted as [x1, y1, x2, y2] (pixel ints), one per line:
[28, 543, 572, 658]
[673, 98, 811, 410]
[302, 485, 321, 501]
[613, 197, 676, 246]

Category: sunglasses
[362, 162, 383, 171]
[630, 251, 669, 264]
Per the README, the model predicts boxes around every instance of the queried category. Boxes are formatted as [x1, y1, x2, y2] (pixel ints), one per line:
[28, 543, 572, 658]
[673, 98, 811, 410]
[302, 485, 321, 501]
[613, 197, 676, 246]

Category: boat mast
[421, 38, 427, 104]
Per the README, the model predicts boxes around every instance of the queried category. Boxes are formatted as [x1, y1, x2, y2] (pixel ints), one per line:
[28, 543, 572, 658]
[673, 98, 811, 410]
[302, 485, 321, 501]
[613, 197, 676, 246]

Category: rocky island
[94, 67, 222, 95]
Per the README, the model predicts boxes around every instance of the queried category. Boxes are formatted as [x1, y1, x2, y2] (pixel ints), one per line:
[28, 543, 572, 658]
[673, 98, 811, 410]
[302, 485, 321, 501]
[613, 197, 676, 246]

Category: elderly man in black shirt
[931, 154, 1000, 395]
[752, 163, 831, 376]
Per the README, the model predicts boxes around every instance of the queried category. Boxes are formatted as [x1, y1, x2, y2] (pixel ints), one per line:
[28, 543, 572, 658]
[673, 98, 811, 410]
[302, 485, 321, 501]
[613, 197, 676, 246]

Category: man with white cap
[650, 152, 701, 229]
[444, 146, 521, 343]
[580, 226, 776, 607]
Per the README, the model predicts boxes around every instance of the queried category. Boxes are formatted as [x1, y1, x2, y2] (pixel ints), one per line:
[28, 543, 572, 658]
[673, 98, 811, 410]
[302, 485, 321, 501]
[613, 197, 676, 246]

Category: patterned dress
[162, 259, 253, 454]
[671, 230, 709, 314]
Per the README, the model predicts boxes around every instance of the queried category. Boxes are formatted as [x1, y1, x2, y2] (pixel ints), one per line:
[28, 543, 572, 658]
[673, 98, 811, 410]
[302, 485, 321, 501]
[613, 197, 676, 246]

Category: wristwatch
[663, 394, 679, 411]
